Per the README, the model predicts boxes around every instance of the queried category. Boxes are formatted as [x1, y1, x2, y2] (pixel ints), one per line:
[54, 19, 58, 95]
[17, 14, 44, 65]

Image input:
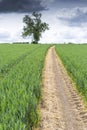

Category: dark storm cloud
[57, 7, 87, 26]
[0, 0, 87, 13]
[0, 0, 45, 13]
[51, 0, 87, 9]
[55, 0, 87, 3]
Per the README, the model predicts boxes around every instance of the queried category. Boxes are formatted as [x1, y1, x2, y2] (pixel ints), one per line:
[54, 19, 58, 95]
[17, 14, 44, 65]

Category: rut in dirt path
[37, 46, 87, 130]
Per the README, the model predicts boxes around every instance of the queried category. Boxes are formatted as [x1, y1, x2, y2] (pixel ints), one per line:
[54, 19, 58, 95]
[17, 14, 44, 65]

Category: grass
[55, 44, 87, 101]
[0, 44, 50, 130]
[0, 44, 40, 78]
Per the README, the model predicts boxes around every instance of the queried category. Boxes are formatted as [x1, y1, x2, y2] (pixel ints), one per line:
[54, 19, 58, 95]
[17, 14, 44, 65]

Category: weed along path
[36, 46, 87, 130]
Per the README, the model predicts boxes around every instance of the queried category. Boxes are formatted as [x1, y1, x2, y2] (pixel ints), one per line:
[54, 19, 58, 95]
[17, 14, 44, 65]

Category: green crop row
[0, 44, 50, 130]
[0, 44, 39, 72]
[0, 44, 41, 79]
[55, 44, 87, 101]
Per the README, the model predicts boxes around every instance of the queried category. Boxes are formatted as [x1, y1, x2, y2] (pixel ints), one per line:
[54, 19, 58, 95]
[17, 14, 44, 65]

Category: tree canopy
[22, 12, 49, 44]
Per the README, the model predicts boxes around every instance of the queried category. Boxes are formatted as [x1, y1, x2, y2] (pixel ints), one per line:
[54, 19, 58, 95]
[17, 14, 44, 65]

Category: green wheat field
[0, 43, 87, 129]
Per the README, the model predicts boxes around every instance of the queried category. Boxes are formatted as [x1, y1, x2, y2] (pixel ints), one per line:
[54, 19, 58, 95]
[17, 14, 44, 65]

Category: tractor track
[36, 46, 87, 130]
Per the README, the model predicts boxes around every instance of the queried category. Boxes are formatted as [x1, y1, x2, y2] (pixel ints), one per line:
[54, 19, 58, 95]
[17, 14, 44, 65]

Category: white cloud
[57, 7, 87, 26]
[0, 31, 10, 39]
[40, 9, 87, 43]
[0, 13, 24, 43]
[0, 8, 87, 44]
[0, 30, 12, 43]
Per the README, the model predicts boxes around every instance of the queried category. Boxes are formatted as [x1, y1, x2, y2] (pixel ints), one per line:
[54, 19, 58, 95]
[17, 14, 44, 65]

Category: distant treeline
[13, 42, 29, 44]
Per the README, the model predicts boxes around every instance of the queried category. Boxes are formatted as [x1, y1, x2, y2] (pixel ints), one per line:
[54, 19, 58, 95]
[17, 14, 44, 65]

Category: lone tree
[22, 12, 49, 44]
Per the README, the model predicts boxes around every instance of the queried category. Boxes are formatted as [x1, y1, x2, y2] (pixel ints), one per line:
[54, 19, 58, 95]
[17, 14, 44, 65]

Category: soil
[36, 46, 87, 130]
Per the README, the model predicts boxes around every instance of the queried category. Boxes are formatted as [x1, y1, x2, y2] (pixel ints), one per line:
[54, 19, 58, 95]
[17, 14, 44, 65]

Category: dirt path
[37, 46, 87, 130]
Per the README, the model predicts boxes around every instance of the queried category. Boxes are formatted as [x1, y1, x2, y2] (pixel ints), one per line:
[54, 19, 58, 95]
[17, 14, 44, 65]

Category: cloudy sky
[0, 0, 87, 43]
